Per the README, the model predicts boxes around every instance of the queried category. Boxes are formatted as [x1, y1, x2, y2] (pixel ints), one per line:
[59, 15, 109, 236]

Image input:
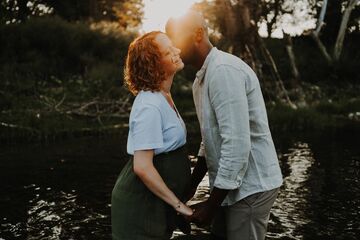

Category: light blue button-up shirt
[193, 47, 283, 206]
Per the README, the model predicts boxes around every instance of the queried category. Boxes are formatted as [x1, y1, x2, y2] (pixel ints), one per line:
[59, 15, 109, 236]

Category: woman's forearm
[136, 164, 179, 207]
[133, 150, 193, 216]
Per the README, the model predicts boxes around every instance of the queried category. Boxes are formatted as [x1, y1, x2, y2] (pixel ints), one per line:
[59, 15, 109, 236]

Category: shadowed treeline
[0, 2, 359, 240]
[0, 0, 359, 143]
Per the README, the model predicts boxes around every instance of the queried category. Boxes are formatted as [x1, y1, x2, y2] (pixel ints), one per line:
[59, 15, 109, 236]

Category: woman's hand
[175, 201, 194, 216]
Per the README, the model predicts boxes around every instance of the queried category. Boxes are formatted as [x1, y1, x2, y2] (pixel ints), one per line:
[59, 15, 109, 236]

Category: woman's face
[155, 33, 184, 76]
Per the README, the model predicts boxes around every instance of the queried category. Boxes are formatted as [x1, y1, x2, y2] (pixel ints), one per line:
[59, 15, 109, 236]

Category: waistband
[128, 144, 187, 160]
[157, 144, 187, 156]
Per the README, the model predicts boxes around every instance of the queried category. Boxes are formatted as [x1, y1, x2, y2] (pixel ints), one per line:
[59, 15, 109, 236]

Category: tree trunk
[333, 0, 359, 61]
[265, 0, 281, 38]
[258, 36, 296, 109]
[311, 0, 333, 65]
[216, 0, 260, 68]
[284, 33, 300, 87]
[315, 0, 328, 34]
[311, 32, 333, 65]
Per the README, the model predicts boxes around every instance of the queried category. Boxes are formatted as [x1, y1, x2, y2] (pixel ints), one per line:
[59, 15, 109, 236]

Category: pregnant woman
[111, 31, 193, 240]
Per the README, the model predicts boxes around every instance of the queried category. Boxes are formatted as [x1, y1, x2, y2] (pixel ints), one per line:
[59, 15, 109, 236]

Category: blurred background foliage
[0, 0, 359, 142]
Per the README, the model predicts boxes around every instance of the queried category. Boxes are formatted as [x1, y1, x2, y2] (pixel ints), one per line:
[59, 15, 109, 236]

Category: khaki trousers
[211, 188, 280, 240]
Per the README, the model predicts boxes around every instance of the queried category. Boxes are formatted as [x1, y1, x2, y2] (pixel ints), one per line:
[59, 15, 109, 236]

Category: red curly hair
[124, 31, 167, 95]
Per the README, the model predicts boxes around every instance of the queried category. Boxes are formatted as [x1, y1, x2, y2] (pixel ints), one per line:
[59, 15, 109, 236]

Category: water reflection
[269, 142, 315, 239]
[2, 183, 109, 240]
[0, 131, 359, 239]
[173, 142, 317, 239]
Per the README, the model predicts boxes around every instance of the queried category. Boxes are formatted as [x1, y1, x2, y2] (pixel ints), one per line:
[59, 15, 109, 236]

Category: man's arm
[190, 65, 252, 226]
[183, 155, 208, 201]
[209, 65, 251, 191]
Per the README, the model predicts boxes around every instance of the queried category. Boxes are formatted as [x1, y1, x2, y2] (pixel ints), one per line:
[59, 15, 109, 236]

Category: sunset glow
[141, 0, 202, 32]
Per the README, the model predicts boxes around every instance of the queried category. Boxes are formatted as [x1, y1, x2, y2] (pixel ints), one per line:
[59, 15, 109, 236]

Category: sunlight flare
[141, 0, 202, 32]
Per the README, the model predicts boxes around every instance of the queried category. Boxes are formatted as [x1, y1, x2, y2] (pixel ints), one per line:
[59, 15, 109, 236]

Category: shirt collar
[195, 47, 217, 84]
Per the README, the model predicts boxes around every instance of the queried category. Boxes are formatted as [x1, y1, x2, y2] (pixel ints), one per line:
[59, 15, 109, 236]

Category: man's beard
[180, 48, 196, 65]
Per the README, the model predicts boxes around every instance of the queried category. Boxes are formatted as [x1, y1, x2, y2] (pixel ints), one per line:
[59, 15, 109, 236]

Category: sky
[140, 0, 316, 38]
[141, 0, 202, 33]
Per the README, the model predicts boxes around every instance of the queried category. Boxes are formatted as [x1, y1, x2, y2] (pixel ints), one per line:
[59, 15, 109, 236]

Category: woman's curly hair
[124, 31, 166, 95]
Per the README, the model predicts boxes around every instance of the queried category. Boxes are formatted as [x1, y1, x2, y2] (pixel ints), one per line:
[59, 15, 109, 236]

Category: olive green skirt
[111, 146, 191, 240]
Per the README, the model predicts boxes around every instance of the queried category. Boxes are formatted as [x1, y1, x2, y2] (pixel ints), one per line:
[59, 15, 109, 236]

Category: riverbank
[1, 82, 359, 144]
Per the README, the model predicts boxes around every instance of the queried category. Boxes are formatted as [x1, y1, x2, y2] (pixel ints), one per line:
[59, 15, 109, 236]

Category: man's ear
[194, 27, 204, 43]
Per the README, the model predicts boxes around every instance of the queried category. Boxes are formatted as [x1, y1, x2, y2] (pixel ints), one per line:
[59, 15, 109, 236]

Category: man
[166, 10, 283, 240]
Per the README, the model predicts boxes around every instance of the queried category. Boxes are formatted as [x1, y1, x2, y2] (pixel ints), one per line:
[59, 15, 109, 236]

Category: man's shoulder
[215, 49, 260, 81]
[209, 49, 249, 72]
[206, 49, 260, 91]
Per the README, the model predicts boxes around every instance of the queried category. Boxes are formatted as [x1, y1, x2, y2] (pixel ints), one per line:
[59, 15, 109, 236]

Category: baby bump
[153, 147, 191, 197]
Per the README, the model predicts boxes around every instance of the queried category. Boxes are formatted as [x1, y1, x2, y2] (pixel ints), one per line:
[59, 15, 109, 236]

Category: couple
[111, 10, 283, 240]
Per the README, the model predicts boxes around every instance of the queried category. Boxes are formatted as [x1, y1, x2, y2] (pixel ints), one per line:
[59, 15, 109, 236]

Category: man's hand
[187, 200, 217, 227]
[187, 187, 229, 227]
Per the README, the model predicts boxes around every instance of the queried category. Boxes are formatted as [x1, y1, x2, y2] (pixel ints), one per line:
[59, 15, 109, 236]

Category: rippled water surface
[1, 127, 359, 239]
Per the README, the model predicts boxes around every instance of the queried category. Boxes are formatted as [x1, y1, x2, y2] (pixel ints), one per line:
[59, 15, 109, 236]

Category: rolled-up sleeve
[208, 65, 251, 190]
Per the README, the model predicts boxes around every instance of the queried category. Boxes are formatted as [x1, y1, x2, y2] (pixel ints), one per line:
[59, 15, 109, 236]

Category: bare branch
[311, 32, 333, 65]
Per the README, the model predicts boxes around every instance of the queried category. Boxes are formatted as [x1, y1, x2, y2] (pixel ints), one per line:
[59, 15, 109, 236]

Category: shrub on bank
[0, 17, 133, 95]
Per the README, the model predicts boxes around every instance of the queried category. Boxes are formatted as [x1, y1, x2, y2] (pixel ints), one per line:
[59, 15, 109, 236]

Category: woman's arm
[133, 149, 193, 216]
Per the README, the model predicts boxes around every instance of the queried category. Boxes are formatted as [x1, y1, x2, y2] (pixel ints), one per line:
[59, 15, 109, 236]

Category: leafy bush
[0, 16, 133, 94]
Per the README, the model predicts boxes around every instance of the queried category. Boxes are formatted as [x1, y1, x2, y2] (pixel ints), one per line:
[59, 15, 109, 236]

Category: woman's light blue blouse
[127, 91, 187, 155]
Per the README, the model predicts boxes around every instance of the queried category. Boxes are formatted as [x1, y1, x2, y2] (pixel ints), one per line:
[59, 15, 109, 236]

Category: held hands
[174, 201, 193, 234]
[187, 200, 217, 227]
[186, 187, 229, 228]
[173, 201, 193, 235]
[173, 200, 217, 231]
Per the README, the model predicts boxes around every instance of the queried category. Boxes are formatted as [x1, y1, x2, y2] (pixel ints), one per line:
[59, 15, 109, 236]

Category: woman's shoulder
[133, 90, 164, 110]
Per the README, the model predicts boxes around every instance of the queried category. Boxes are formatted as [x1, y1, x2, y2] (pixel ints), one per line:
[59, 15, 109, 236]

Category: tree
[333, 0, 359, 61]
[311, 0, 359, 64]
[261, 0, 284, 38]
[112, 0, 144, 29]
[0, 0, 45, 24]
[193, 0, 295, 107]
[0, 0, 144, 29]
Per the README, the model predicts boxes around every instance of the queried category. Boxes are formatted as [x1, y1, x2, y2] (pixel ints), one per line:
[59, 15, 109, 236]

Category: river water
[0, 123, 359, 239]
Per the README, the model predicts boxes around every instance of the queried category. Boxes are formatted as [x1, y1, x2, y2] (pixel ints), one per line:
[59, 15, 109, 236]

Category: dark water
[1, 125, 359, 240]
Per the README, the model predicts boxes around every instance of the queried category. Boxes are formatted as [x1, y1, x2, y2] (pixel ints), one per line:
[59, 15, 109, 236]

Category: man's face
[166, 22, 196, 65]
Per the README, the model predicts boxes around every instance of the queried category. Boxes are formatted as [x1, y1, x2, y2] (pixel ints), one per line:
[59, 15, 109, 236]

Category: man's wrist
[207, 187, 229, 207]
